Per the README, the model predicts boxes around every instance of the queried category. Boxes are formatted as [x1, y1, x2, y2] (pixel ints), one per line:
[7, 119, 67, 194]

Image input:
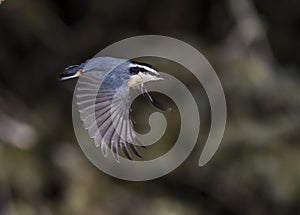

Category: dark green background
[1, 0, 300, 214]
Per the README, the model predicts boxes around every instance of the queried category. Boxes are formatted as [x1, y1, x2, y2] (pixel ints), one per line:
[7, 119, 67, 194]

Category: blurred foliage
[1, 0, 300, 214]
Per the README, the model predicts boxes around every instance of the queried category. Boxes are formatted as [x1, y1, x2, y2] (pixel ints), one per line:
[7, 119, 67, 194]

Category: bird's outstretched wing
[75, 70, 144, 162]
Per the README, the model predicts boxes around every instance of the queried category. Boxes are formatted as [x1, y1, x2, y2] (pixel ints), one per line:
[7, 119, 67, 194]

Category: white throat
[127, 72, 163, 87]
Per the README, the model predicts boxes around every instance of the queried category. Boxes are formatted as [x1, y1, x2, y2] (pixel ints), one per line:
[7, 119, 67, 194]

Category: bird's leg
[135, 84, 144, 95]
[142, 85, 171, 112]
[141, 83, 145, 95]
[143, 85, 153, 102]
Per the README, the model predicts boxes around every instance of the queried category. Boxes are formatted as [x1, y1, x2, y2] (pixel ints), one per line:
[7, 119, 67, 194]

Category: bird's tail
[58, 61, 87, 81]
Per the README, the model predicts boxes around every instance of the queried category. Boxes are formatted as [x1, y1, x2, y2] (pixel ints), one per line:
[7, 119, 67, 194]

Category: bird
[59, 57, 170, 162]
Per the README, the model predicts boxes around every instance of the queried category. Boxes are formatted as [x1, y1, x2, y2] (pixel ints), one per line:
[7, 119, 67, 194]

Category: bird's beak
[156, 75, 167, 81]
[147, 74, 167, 82]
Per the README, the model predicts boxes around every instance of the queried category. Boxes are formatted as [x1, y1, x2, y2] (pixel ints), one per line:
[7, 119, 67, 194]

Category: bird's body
[59, 57, 168, 161]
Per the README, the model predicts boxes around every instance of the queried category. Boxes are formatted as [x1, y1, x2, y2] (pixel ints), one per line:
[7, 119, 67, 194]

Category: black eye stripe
[129, 67, 142, 74]
[129, 61, 158, 75]
[129, 67, 160, 77]
[129, 66, 151, 74]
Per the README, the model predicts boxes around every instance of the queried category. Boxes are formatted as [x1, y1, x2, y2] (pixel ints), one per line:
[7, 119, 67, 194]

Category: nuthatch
[59, 57, 170, 161]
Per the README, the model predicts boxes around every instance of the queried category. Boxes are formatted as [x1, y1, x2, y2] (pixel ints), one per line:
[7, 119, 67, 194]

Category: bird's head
[127, 61, 165, 88]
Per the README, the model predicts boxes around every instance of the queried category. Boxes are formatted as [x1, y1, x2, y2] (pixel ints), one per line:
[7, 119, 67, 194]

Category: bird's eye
[129, 67, 141, 75]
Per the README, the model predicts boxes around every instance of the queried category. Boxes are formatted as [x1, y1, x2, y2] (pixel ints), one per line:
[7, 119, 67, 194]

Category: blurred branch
[226, 0, 275, 66]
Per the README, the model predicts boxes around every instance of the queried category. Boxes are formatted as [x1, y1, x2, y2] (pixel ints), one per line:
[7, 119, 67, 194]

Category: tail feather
[59, 61, 87, 81]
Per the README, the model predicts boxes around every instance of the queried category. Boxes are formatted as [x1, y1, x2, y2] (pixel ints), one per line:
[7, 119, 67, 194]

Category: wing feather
[76, 63, 145, 161]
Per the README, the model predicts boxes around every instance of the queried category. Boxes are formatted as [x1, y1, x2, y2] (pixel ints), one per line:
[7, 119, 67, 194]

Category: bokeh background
[1, 0, 300, 214]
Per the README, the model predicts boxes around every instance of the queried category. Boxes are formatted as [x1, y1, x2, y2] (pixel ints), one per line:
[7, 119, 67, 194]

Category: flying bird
[59, 57, 170, 161]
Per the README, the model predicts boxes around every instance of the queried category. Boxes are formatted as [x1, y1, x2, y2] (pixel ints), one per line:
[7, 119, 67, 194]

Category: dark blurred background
[1, 0, 300, 214]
